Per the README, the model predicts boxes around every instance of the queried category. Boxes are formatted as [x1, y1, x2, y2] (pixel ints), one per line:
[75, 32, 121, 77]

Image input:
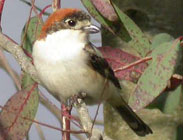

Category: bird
[32, 8, 153, 136]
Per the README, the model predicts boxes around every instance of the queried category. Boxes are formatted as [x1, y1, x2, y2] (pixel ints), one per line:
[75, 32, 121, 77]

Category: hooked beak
[83, 25, 100, 34]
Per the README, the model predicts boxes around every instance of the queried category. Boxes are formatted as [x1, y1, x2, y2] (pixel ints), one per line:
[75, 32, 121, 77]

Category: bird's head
[39, 8, 100, 40]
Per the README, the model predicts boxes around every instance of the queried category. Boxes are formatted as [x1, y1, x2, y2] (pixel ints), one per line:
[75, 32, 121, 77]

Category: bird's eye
[67, 20, 76, 27]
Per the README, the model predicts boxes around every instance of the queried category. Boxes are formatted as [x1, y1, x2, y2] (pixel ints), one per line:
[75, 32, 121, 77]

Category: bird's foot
[68, 92, 87, 106]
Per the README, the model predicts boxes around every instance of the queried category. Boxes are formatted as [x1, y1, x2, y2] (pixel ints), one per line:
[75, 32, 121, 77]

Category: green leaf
[0, 86, 39, 140]
[129, 39, 181, 111]
[21, 16, 42, 53]
[110, 1, 151, 57]
[163, 85, 182, 114]
[151, 33, 174, 50]
[81, 0, 131, 42]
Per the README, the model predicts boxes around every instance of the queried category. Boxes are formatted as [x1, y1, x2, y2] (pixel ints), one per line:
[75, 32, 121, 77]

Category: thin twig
[0, 0, 5, 29]
[35, 122, 46, 140]
[39, 91, 62, 120]
[20, 0, 50, 16]
[31, 0, 43, 24]
[0, 49, 21, 90]
[25, 117, 86, 134]
[39, 4, 51, 17]
[114, 56, 152, 72]
[52, 0, 61, 12]
[91, 79, 108, 133]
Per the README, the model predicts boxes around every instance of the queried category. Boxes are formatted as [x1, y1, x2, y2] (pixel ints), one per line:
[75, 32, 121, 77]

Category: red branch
[52, 0, 61, 11]
[39, 4, 51, 17]
[23, 116, 86, 134]
[8, 83, 38, 131]
[61, 104, 71, 140]
[114, 56, 152, 72]
[0, 0, 5, 29]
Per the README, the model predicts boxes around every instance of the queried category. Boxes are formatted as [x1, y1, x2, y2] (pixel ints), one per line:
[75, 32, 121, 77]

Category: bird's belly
[35, 57, 111, 104]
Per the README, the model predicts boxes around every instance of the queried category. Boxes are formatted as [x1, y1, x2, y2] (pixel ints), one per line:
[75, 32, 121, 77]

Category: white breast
[33, 29, 87, 63]
[33, 30, 93, 102]
[33, 29, 115, 104]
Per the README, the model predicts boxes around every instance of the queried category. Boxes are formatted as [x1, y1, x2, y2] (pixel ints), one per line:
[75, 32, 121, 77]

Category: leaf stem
[52, 0, 61, 12]
[114, 56, 152, 72]
[0, 0, 5, 30]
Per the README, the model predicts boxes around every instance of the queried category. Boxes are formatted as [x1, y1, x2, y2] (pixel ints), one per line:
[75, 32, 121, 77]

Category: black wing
[84, 44, 121, 89]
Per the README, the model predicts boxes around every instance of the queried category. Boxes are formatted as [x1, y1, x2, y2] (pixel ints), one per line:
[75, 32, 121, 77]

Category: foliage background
[0, 0, 102, 140]
[1, 0, 183, 140]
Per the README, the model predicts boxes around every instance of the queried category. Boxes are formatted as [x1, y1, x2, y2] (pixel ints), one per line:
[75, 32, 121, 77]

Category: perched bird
[32, 8, 152, 136]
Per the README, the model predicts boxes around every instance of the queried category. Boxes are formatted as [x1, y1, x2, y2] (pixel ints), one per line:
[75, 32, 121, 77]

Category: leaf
[91, 0, 117, 21]
[21, 16, 42, 54]
[98, 46, 148, 82]
[110, 1, 151, 57]
[163, 85, 182, 114]
[81, 0, 131, 42]
[151, 33, 174, 50]
[0, 84, 39, 140]
[129, 39, 181, 111]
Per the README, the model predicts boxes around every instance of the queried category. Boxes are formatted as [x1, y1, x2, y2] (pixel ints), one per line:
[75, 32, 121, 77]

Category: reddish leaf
[98, 46, 148, 82]
[0, 83, 39, 140]
[91, 0, 118, 21]
[166, 75, 183, 91]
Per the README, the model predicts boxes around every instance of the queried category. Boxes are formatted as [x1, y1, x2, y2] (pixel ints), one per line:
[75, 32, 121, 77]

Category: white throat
[33, 29, 88, 63]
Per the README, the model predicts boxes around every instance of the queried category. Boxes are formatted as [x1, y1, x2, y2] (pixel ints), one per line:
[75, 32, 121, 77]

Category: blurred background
[1, 0, 102, 139]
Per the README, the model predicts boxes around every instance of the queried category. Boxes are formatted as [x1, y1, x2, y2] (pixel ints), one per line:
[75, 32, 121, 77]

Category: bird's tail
[110, 99, 153, 136]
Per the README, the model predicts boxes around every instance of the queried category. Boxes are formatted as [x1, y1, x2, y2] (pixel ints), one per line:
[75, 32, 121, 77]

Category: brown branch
[39, 91, 62, 120]
[0, 32, 40, 82]
[52, 0, 61, 12]
[0, 49, 21, 90]
[74, 98, 114, 140]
